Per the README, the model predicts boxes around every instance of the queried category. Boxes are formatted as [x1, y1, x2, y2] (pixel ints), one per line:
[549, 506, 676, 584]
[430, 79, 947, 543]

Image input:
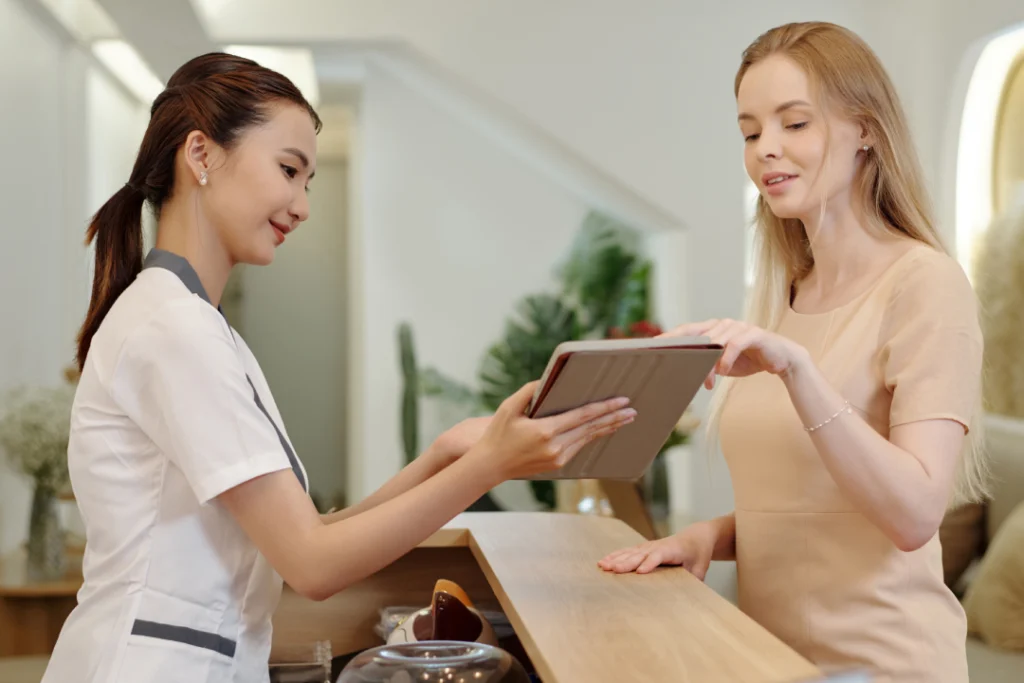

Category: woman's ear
[183, 130, 226, 186]
[859, 122, 875, 150]
[183, 130, 210, 186]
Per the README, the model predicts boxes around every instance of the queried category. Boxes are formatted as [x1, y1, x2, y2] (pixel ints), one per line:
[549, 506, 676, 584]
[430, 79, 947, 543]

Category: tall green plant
[405, 209, 679, 510]
[559, 212, 646, 337]
[397, 322, 419, 465]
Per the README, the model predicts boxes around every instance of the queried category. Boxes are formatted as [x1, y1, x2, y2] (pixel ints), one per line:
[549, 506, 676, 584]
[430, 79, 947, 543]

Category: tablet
[522, 336, 723, 481]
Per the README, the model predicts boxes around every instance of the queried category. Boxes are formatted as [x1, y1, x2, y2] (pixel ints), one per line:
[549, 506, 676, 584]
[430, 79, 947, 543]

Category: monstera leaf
[478, 294, 580, 412]
[475, 294, 579, 510]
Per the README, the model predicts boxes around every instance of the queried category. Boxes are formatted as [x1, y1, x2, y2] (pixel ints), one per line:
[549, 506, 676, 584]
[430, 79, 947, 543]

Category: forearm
[321, 445, 448, 524]
[780, 350, 947, 549]
[302, 452, 499, 599]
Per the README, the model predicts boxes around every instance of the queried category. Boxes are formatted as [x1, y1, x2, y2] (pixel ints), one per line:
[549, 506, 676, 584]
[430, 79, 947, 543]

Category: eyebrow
[737, 99, 812, 122]
[283, 147, 315, 179]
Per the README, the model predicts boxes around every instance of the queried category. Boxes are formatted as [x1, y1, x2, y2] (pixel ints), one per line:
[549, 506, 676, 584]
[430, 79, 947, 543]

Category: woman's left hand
[660, 319, 808, 389]
[428, 416, 493, 468]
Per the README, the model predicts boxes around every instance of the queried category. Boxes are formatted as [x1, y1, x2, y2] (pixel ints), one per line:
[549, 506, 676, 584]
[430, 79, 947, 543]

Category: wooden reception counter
[270, 512, 823, 682]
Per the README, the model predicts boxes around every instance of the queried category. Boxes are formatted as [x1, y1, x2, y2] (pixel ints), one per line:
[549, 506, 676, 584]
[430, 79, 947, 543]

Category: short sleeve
[111, 300, 293, 504]
[881, 252, 984, 432]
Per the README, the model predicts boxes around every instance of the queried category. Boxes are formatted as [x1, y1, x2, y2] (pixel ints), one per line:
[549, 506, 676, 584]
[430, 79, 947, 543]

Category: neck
[154, 196, 233, 307]
[798, 191, 900, 292]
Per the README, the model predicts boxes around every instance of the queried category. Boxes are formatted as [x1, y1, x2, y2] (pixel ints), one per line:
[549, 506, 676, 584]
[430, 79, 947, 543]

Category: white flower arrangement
[0, 384, 76, 493]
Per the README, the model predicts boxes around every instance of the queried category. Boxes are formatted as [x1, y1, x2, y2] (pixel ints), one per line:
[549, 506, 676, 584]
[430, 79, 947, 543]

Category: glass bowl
[336, 641, 530, 683]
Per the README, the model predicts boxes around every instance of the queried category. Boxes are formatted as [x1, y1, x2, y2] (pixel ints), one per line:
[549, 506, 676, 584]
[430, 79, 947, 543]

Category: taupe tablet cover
[522, 336, 723, 481]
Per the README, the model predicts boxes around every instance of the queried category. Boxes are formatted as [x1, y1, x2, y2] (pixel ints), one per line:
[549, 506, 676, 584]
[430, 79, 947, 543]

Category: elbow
[287, 570, 335, 602]
[285, 559, 359, 602]
[281, 550, 337, 602]
[889, 517, 942, 553]
[892, 531, 930, 553]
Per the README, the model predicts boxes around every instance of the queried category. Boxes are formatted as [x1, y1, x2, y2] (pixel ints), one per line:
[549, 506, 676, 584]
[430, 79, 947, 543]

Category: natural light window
[993, 57, 1024, 217]
[955, 24, 1024, 283]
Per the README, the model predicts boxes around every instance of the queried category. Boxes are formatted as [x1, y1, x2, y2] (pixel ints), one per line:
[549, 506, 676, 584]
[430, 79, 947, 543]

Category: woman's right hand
[467, 380, 637, 481]
[596, 520, 718, 580]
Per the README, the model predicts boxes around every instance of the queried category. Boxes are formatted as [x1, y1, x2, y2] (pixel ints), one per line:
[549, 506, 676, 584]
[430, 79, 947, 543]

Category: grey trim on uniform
[143, 249, 212, 305]
[142, 248, 309, 493]
[244, 375, 307, 491]
[131, 619, 237, 658]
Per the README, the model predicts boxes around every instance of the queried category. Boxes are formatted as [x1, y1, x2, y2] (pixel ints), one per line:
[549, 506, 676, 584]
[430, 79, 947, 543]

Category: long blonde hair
[707, 21, 989, 507]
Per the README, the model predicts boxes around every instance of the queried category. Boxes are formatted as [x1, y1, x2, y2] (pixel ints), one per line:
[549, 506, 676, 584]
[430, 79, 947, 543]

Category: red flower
[629, 321, 662, 338]
[605, 320, 663, 339]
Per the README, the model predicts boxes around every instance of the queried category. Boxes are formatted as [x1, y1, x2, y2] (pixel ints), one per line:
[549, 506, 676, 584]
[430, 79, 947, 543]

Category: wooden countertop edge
[426, 514, 823, 683]
[419, 516, 564, 680]
[462, 527, 559, 683]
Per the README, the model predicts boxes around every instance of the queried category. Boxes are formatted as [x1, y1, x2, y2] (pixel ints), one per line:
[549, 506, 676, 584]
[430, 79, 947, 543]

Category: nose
[289, 189, 310, 224]
[756, 128, 782, 162]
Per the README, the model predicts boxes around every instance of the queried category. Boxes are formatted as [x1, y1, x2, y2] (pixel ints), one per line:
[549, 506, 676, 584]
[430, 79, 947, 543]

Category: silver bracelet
[805, 400, 853, 433]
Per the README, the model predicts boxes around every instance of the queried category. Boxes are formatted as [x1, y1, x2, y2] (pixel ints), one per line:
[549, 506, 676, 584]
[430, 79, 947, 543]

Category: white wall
[0, 0, 148, 554]
[0, 0, 70, 556]
[350, 61, 590, 500]
[240, 161, 350, 509]
[85, 68, 150, 221]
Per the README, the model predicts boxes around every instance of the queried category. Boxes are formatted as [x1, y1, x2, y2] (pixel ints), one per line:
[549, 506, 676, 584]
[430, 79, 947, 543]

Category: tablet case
[522, 336, 723, 481]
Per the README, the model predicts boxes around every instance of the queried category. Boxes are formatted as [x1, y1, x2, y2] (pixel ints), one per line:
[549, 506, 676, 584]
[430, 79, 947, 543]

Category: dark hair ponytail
[75, 52, 320, 371]
[76, 184, 147, 370]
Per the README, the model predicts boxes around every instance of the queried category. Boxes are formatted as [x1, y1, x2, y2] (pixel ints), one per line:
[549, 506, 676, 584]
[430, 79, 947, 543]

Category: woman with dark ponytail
[45, 53, 635, 683]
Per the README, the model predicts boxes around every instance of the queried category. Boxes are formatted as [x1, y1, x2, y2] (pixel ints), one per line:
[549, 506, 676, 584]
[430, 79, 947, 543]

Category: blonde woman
[598, 22, 987, 683]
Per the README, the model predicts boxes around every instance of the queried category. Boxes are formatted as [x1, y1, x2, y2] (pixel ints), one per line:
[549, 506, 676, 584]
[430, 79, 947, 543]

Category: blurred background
[1, 0, 1023, 679]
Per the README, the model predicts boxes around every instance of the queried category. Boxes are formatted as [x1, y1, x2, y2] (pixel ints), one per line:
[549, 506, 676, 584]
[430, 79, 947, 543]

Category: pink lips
[270, 220, 289, 245]
[761, 172, 798, 195]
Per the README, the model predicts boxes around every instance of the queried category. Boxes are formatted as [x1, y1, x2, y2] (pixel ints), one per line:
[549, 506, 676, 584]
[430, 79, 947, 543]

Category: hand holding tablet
[522, 336, 724, 481]
[464, 380, 638, 483]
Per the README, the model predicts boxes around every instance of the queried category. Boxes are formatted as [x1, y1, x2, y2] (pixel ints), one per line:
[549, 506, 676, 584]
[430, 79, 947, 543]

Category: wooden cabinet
[0, 550, 80, 658]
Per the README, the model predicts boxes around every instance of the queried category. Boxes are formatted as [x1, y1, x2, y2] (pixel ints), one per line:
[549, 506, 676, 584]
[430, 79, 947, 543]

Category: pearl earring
[200, 171, 208, 186]
[862, 145, 870, 152]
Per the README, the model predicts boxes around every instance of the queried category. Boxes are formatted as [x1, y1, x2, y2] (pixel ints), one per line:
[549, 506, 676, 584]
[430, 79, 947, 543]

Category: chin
[238, 247, 275, 267]
[763, 197, 809, 222]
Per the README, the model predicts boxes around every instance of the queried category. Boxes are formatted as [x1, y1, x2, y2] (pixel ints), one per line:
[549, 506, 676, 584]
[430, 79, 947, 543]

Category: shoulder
[885, 245, 978, 322]
[87, 271, 225, 378]
[104, 270, 223, 340]
[890, 244, 974, 300]
[876, 245, 982, 365]
[113, 293, 234, 382]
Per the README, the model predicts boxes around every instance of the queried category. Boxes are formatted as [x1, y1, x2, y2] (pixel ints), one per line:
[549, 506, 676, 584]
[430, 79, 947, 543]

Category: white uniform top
[43, 249, 309, 683]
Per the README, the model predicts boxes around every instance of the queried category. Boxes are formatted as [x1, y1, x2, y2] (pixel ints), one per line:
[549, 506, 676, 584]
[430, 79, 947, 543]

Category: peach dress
[719, 246, 982, 683]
